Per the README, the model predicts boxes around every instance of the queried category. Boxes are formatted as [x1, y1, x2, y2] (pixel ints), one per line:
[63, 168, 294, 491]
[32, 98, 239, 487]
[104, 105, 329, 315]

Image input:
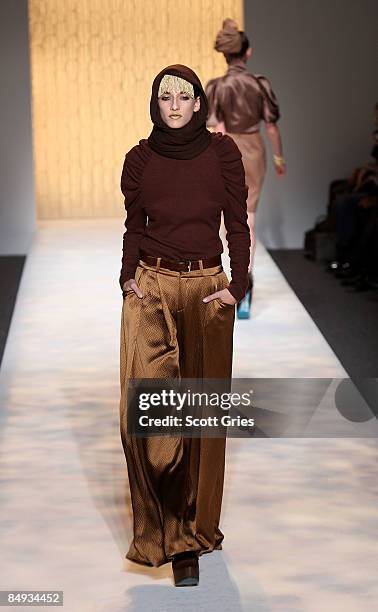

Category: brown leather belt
[139, 249, 222, 272]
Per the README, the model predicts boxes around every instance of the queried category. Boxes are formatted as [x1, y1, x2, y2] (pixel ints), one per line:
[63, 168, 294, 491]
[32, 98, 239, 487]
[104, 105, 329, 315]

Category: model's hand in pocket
[123, 279, 144, 298]
[202, 287, 237, 306]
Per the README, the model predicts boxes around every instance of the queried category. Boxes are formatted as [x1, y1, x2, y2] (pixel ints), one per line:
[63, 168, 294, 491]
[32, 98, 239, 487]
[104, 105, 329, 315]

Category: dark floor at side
[268, 249, 378, 381]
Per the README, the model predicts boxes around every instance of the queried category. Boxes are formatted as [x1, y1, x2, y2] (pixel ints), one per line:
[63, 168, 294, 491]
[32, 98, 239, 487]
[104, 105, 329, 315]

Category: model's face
[158, 91, 200, 128]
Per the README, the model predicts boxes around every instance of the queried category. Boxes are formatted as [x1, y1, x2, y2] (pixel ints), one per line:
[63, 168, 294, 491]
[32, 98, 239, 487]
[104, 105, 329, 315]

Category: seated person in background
[338, 194, 378, 291]
[328, 108, 378, 274]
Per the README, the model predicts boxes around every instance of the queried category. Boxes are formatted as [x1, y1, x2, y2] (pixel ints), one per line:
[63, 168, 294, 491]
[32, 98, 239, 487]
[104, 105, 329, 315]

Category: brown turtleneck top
[119, 132, 251, 303]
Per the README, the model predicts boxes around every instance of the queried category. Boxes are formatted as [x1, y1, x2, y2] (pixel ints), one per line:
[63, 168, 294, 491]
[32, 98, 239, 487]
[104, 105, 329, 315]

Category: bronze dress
[205, 58, 280, 213]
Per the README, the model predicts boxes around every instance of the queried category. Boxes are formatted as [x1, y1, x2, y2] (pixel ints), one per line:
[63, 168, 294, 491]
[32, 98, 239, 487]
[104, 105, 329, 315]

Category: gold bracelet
[273, 155, 285, 166]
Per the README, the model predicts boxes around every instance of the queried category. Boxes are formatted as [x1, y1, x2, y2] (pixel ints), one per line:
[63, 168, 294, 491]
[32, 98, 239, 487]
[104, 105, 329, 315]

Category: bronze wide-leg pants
[119, 259, 235, 567]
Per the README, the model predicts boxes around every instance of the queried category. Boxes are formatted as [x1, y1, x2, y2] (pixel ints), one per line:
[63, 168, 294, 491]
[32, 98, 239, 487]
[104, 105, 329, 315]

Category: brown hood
[147, 64, 211, 160]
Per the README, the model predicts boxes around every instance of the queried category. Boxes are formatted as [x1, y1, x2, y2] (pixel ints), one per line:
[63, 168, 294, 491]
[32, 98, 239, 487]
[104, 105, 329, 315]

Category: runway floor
[0, 219, 377, 611]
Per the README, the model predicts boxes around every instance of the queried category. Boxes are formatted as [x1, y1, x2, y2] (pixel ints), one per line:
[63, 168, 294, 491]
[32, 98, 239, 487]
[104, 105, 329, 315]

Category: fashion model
[118, 64, 250, 586]
[205, 18, 286, 318]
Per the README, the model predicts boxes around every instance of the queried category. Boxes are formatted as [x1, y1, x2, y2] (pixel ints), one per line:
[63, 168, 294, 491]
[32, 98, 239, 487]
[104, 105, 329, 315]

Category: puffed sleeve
[256, 75, 280, 123]
[212, 133, 251, 302]
[205, 78, 225, 127]
[119, 142, 151, 290]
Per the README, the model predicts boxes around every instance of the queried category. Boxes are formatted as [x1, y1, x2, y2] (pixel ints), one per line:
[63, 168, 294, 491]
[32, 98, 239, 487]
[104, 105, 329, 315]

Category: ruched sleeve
[119, 141, 151, 290]
[205, 78, 225, 127]
[255, 75, 280, 123]
[212, 133, 251, 302]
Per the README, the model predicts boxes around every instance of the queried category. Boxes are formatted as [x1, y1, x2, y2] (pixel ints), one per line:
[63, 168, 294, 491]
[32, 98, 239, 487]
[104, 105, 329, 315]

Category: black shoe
[334, 262, 357, 279]
[326, 260, 341, 273]
[172, 551, 199, 587]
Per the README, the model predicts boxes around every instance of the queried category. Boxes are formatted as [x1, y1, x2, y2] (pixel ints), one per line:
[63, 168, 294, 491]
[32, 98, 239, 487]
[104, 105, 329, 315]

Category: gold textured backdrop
[28, 0, 243, 219]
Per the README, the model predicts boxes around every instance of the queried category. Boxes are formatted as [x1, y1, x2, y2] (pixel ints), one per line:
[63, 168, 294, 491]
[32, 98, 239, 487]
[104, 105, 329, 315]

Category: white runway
[0, 219, 377, 612]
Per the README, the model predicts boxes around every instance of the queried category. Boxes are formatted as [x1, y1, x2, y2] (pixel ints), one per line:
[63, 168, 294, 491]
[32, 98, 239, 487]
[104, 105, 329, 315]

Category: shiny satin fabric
[119, 260, 235, 567]
[205, 59, 280, 134]
[227, 132, 267, 213]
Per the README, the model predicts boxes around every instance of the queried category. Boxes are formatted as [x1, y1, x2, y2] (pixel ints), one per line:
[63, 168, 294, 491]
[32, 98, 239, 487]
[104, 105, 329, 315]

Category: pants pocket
[123, 266, 146, 300]
[215, 297, 235, 308]
[214, 270, 235, 308]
